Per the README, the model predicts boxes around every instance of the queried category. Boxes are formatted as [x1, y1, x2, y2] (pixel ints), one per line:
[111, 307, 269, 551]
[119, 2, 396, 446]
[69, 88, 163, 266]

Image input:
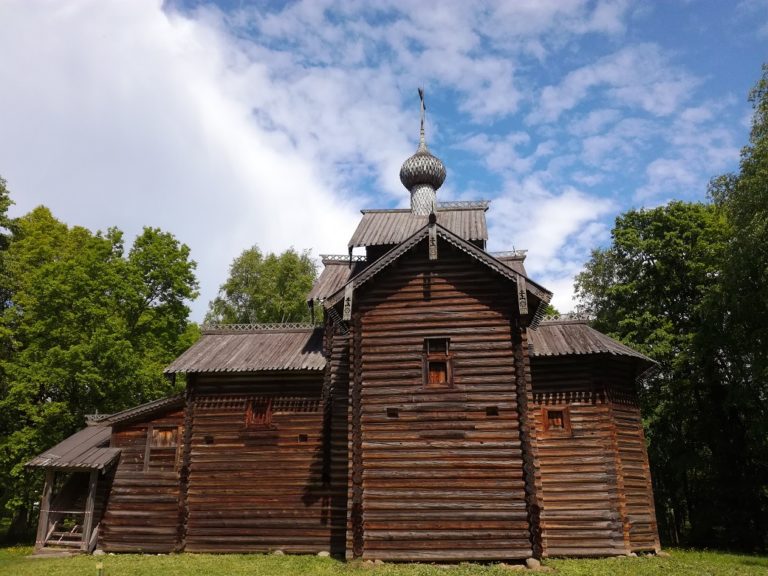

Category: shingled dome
[399, 143, 446, 192]
[400, 89, 446, 215]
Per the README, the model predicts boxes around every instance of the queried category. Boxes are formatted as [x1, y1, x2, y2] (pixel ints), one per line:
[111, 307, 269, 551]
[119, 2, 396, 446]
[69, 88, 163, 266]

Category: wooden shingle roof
[349, 203, 488, 248]
[88, 394, 185, 426]
[163, 320, 650, 376]
[307, 256, 367, 301]
[27, 394, 185, 470]
[26, 426, 119, 471]
[529, 319, 654, 365]
[165, 326, 325, 374]
[327, 221, 553, 327]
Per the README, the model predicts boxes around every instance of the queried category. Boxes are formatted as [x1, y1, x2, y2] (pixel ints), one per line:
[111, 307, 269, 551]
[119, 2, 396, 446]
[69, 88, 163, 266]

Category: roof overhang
[165, 326, 326, 374]
[348, 202, 489, 248]
[326, 221, 552, 326]
[26, 426, 120, 471]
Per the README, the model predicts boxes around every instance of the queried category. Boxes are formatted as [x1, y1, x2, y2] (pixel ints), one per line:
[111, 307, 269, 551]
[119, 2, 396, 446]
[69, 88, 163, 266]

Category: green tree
[0, 206, 199, 537]
[205, 246, 317, 324]
[0, 177, 17, 356]
[574, 201, 732, 547]
[706, 63, 768, 550]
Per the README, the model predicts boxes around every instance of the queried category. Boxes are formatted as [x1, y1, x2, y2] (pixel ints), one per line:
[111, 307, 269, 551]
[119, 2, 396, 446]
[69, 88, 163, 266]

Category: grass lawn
[0, 547, 766, 576]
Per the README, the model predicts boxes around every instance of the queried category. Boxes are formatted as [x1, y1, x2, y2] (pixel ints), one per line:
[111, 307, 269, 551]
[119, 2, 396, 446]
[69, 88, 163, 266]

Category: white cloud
[634, 101, 740, 201]
[528, 44, 699, 123]
[224, 0, 636, 121]
[0, 0, 749, 321]
[0, 0, 363, 320]
[579, 117, 655, 169]
[737, 0, 768, 37]
[567, 108, 622, 136]
[487, 175, 614, 311]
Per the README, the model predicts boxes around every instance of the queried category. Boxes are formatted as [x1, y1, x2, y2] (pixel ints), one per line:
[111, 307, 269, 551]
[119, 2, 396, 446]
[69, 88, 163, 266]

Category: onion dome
[399, 136, 447, 192]
[400, 89, 446, 215]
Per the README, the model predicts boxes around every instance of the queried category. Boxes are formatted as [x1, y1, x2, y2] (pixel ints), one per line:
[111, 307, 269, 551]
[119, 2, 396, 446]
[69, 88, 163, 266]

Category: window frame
[143, 424, 181, 472]
[245, 396, 274, 430]
[422, 337, 453, 388]
[542, 405, 572, 436]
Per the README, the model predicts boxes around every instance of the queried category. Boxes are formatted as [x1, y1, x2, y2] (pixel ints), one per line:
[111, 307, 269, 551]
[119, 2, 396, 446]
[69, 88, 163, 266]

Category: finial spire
[399, 87, 446, 214]
[418, 87, 426, 150]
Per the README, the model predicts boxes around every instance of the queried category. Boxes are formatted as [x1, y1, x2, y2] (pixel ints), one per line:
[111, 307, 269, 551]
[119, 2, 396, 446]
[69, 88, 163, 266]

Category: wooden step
[51, 530, 82, 538]
[44, 540, 82, 548]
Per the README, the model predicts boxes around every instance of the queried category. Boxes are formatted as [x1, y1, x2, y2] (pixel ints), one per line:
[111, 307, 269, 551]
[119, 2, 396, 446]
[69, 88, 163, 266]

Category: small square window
[144, 426, 180, 472]
[429, 361, 448, 385]
[297, 434, 309, 443]
[543, 406, 571, 434]
[427, 338, 449, 355]
[547, 410, 565, 429]
[386, 407, 399, 418]
[246, 397, 273, 428]
[486, 406, 499, 417]
[424, 338, 453, 387]
[151, 427, 178, 448]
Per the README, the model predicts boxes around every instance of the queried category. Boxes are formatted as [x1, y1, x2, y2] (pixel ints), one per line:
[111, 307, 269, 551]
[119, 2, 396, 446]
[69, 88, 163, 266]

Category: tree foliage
[205, 246, 317, 324]
[0, 202, 199, 537]
[575, 202, 734, 546]
[575, 65, 768, 552]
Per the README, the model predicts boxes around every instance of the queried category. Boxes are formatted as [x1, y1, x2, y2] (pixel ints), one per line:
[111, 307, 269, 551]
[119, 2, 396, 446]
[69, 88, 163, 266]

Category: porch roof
[26, 426, 119, 471]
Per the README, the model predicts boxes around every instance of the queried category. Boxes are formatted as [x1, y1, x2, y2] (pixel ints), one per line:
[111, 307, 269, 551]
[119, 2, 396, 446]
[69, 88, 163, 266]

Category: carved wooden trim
[349, 318, 364, 557]
[606, 389, 632, 555]
[349, 314, 365, 558]
[513, 324, 543, 558]
[81, 469, 98, 551]
[177, 376, 195, 552]
[35, 469, 55, 549]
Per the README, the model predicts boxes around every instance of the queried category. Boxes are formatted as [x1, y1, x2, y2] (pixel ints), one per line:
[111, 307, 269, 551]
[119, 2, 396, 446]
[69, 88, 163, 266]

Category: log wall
[100, 409, 185, 553]
[604, 363, 660, 553]
[530, 357, 625, 556]
[327, 332, 351, 557]
[184, 372, 338, 553]
[530, 355, 660, 556]
[350, 241, 534, 561]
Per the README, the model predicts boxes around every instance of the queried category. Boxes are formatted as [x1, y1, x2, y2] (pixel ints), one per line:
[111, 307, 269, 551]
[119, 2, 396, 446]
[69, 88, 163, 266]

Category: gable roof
[27, 394, 185, 470]
[349, 202, 488, 248]
[529, 319, 654, 365]
[165, 326, 325, 374]
[159, 320, 650, 378]
[26, 425, 119, 471]
[491, 251, 528, 276]
[87, 394, 185, 426]
[327, 221, 553, 325]
[307, 256, 367, 302]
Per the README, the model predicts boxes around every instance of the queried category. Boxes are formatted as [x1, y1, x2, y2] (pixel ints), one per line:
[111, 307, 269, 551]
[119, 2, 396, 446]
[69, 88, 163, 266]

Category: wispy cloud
[528, 44, 699, 123]
[487, 175, 614, 311]
[0, 0, 753, 317]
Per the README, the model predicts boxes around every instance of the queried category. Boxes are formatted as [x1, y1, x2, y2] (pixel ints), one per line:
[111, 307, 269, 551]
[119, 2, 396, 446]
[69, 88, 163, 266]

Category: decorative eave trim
[539, 313, 592, 325]
[490, 250, 528, 259]
[360, 200, 490, 214]
[201, 323, 318, 334]
[324, 222, 552, 309]
[320, 254, 367, 264]
[88, 394, 185, 426]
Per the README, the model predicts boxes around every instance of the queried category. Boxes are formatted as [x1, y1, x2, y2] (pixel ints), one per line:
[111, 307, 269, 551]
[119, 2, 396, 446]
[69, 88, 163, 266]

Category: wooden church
[28, 95, 660, 561]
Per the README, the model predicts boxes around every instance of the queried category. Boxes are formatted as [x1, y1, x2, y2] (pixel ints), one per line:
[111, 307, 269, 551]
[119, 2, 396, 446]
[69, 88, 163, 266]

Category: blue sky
[0, 1, 765, 319]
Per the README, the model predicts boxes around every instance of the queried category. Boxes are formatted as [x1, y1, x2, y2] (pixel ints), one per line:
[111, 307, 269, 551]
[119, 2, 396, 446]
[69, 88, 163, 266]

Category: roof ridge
[88, 393, 185, 425]
[320, 254, 367, 264]
[490, 250, 528, 259]
[536, 313, 591, 326]
[327, 222, 552, 319]
[360, 200, 490, 214]
[201, 323, 320, 334]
